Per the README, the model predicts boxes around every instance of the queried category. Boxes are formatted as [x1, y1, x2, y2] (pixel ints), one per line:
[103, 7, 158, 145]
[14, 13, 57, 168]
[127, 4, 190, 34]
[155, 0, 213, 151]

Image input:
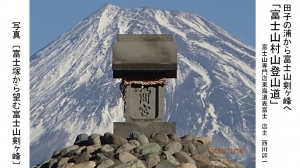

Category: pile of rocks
[32, 132, 245, 168]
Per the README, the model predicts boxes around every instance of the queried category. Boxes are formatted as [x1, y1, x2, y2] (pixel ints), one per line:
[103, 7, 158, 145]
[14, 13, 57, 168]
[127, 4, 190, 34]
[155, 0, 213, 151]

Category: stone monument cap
[112, 34, 177, 79]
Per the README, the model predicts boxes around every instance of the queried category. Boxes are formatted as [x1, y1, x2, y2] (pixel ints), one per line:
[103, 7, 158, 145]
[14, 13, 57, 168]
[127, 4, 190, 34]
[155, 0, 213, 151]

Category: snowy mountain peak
[30, 4, 255, 168]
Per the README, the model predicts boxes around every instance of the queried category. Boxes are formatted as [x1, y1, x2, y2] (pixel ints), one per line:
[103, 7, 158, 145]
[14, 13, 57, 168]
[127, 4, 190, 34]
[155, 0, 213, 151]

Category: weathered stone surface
[72, 161, 96, 168]
[75, 151, 91, 164]
[114, 122, 176, 138]
[57, 157, 70, 167]
[182, 142, 198, 155]
[210, 156, 237, 168]
[191, 154, 211, 165]
[181, 135, 196, 142]
[195, 161, 214, 168]
[174, 151, 195, 164]
[163, 151, 180, 166]
[195, 142, 210, 157]
[130, 159, 147, 168]
[74, 134, 89, 146]
[144, 153, 160, 167]
[113, 162, 132, 168]
[112, 34, 177, 78]
[128, 139, 140, 147]
[58, 162, 74, 168]
[197, 136, 212, 147]
[164, 141, 182, 154]
[101, 144, 114, 153]
[176, 163, 197, 168]
[36, 158, 51, 168]
[153, 133, 169, 145]
[156, 160, 176, 168]
[104, 133, 128, 145]
[48, 158, 58, 168]
[60, 145, 79, 157]
[210, 161, 228, 168]
[93, 153, 108, 162]
[52, 148, 63, 157]
[117, 151, 137, 163]
[137, 134, 149, 145]
[74, 146, 86, 155]
[150, 133, 157, 139]
[134, 143, 161, 155]
[168, 133, 180, 142]
[130, 131, 141, 139]
[115, 142, 137, 154]
[233, 162, 246, 168]
[88, 133, 101, 145]
[85, 144, 102, 153]
[96, 159, 115, 168]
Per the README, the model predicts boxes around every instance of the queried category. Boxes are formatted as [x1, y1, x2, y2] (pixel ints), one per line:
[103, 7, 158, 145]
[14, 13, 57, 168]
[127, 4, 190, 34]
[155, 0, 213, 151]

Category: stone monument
[112, 34, 177, 137]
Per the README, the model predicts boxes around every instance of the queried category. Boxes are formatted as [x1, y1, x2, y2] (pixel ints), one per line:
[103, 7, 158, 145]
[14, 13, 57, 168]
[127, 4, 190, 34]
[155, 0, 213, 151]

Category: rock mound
[32, 132, 245, 168]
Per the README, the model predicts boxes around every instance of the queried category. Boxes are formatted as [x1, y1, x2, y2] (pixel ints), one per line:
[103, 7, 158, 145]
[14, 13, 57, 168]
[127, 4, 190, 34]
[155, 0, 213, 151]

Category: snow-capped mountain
[30, 4, 255, 167]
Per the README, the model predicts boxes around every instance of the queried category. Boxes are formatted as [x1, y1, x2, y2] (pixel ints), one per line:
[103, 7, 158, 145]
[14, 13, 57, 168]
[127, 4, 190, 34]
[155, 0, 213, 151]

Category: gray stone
[168, 133, 180, 142]
[96, 159, 115, 168]
[174, 151, 195, 165]
[60, 145, 79, 157]
[114, 122, 176, 138]
[195, 142, 210, 157]
[181, 135, 196, 142]
[164, 141, 182, 154]
[196, 136, 212, 148]
[85, 144, 102, 153]
[117, 151, 137, 163]
[57, 157, 70, 167]
[176, 163, 197, 168]
[113, 162, 132, 168]
[163, 151, 180, 166]
[58, 162, 74, 168]
[210, 161, 228, 168]
[137, 134, 149, 145]
[88, 133, 101, 145]
[128, 140, 140, 147]
[52, 148, 63, 157]
[48, 158, 58, 168]
[153, 133, 169, 145]
[75, 151, 91, 164]
[190, 154, 210, 165]
[104, 133, 127, 145]
[74, 146, 86, 155]
[233, 162, 246, 168]
[125, 85, 164, 121]
[144, 153, 160, 167]
[130, 159, 147, 168]
[74, 134, 89, 146]
[134, 143, 161, 155]
[101, 144, 115, 153]
[156, 160, 176, 168]
[94, 153, 109, 162]
[36, 158, 51, 168]
[130, 131, 141, 139]
[72, 161, 96, 168]
[150, 133, 157, 139]
[210, 156, 237, 168]
[115, 142, 137, 154]
[182, 142, 198, 155]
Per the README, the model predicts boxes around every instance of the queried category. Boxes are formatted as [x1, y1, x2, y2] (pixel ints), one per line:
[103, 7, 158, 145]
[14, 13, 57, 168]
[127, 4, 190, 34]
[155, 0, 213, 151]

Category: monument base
[113, 122, 176, 138]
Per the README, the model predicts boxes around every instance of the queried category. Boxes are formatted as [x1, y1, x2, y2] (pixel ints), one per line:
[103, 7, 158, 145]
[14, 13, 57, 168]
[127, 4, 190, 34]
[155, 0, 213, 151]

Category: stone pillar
[112, 34, 177, 137]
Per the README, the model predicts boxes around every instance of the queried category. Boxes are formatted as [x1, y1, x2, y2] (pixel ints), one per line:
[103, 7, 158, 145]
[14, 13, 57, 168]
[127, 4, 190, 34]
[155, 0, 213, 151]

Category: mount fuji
[30, 4, 255, 167]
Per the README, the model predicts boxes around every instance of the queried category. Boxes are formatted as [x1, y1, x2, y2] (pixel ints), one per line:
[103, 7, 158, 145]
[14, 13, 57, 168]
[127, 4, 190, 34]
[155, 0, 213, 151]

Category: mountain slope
[30, 4, 255, 167]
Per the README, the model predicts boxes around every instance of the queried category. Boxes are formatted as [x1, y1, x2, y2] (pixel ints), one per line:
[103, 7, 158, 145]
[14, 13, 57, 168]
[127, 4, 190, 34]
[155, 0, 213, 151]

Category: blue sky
[30, 0, 255, 55]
